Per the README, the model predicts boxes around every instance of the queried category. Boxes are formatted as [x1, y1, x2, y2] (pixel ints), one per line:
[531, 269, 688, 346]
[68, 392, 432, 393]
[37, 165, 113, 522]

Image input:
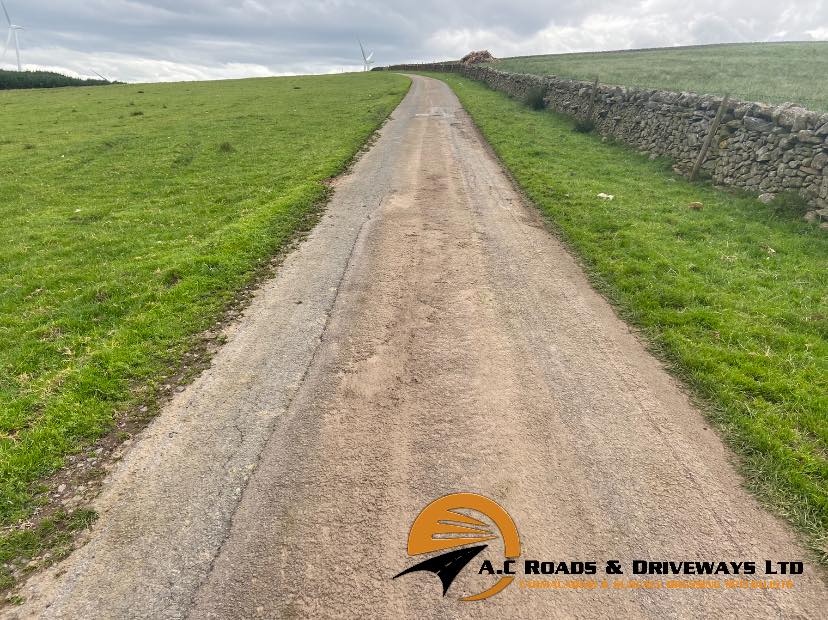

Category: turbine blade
[0, 1, 10, 27]
[14, 26, 19, 70]
[366, 51, 374, 62]
[358, 39, 366, 62]
[2, 28, 10, 60]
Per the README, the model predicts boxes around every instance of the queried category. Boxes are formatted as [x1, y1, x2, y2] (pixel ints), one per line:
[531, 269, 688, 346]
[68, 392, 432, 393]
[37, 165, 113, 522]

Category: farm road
[10, 75, 827, 618]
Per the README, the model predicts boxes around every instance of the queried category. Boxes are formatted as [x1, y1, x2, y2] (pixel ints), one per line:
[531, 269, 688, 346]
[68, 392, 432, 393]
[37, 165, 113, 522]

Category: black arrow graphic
[392, 545, 488, 596]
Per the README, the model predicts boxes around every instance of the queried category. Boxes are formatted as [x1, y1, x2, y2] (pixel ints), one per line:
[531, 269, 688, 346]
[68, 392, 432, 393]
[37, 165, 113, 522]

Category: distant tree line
[0, 70, 114, 90]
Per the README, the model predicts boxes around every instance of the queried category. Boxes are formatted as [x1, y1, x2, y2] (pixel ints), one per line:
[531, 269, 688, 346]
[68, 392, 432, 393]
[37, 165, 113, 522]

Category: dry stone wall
[387, 63, 828, 216]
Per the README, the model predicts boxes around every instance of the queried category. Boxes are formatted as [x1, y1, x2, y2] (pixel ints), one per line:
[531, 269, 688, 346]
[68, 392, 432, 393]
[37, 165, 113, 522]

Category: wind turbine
[358, 40, 374, 72]
[1, 1, 23, 72]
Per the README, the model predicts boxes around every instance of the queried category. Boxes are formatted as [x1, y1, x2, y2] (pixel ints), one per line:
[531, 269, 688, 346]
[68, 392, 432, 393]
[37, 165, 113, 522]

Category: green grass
[0, 510, 97, 591]
[424, 72, 828, 561]
[0, 72, 409, 580]
[491, 42, 828, 112]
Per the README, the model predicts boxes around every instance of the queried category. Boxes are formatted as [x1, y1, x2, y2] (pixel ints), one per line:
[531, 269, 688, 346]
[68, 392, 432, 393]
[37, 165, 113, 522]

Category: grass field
[0, 72, 409, 589]
[491, 42, 828, 112]
[425, 72, 828, 562]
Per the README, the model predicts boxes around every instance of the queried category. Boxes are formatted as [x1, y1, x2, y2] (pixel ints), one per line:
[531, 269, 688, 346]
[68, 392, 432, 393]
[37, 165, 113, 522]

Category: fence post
[585, 77, 599, 122]
[689, 94, 729, 181]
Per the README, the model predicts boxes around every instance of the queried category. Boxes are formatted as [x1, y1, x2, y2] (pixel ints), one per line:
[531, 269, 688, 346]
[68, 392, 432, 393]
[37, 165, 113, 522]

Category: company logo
[393, 492, 520, 601]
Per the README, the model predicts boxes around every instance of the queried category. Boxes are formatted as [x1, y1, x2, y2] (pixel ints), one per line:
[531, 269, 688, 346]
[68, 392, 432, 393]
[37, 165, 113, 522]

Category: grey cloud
[1, 0, 826, 82]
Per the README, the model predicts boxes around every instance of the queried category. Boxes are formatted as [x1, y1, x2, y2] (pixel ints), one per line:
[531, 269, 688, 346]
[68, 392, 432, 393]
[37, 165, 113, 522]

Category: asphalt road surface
[11, 75, 826, 618]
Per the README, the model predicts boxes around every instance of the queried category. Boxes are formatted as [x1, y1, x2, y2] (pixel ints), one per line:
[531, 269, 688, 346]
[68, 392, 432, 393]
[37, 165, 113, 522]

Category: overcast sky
[1, 1, 826, 82]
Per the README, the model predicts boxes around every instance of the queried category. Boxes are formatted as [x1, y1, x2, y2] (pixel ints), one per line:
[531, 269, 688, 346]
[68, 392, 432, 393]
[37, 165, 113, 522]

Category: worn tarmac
[10, 75, 827, 619]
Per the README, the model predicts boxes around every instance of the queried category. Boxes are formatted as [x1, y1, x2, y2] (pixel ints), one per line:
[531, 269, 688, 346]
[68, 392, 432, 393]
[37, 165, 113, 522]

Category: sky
[1, 1, 826, 82]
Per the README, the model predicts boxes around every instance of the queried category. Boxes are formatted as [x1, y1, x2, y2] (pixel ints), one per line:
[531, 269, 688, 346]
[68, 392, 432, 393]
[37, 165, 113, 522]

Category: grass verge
[0, 72, 410, 592]
[424, 71, 828, 563]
